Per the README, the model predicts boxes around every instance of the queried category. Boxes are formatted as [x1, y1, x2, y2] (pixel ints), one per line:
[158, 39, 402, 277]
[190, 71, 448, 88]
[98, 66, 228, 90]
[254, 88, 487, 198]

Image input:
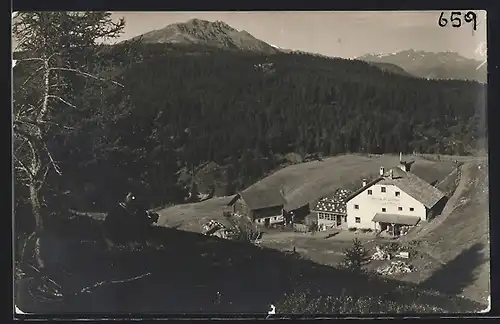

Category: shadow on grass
[421, 243, 487, 297]
[14, 214, 484, 314]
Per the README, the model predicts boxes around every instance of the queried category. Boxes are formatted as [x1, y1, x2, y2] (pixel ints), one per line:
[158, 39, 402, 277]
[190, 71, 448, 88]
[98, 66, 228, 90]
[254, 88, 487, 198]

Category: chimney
[362, 179, 367, 187]
[379, 167, 385, 176]
[390, 169, 394, 179]
[400, 152, 403, 163]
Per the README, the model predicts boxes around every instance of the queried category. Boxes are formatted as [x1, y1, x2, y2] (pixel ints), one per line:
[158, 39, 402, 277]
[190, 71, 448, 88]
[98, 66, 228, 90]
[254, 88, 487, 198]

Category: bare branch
[79, 272, 151, 294]
[16, 57, 45, 63]
[44, 143, 62, 175]
[15, 117, 74, 131]
[50, 82, 70, 89]
[49, 67, 124, 87]
[14, 104, 36, 120]
[14, 138, 28, 156]
[21, 66, 45, 88]
[13, 155, 35, 181]
[46, 95, 77, 109]
[36, 166, 51, 191]
[14, 124, 39, 143]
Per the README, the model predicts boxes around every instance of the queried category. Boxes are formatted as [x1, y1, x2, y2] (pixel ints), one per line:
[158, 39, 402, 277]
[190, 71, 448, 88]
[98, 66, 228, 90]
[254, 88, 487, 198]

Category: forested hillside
[13, 41, 487, 219]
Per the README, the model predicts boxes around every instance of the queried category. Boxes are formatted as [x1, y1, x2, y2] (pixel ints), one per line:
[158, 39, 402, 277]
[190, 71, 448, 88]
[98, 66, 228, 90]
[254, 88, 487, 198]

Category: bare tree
[12, 12, 126, 269]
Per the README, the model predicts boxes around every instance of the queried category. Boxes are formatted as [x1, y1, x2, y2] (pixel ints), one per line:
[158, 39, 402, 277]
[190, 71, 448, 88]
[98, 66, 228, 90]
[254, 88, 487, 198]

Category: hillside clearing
[155, 155, 489, 307]
[398, 162, 489, 304]
[157, 154, 458, 232]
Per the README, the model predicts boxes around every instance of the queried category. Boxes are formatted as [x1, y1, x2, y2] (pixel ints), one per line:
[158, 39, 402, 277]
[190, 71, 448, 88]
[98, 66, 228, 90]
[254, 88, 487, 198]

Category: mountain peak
[357, 49, 486, 83]
[129, 19, 278, 54]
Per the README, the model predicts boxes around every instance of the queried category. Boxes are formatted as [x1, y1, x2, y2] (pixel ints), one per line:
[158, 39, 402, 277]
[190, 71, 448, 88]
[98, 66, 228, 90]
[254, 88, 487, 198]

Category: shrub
[382, 242, 401, 255]
[226, 214, 261, 242]
[360, 228, 372, 233]
[340, 238, 370, 273]
[348, 227, 357, 232]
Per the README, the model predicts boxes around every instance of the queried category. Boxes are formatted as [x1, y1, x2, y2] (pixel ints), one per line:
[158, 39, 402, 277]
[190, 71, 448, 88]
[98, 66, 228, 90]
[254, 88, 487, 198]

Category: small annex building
[311, 188, 353, 231]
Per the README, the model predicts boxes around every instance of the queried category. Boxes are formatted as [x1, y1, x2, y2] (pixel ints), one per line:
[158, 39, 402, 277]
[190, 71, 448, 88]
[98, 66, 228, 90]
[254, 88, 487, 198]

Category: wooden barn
[227, 189, 286, 226]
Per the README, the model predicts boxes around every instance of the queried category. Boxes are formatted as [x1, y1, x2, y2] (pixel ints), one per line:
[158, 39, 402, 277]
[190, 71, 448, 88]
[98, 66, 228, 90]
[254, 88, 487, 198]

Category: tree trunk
[24, 181, 46, 270]
[29, 182, 44, 232]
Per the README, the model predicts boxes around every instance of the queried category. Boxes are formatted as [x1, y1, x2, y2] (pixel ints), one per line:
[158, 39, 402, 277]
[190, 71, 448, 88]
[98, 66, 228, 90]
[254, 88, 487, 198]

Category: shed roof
[312, 188, 353, 214]
[372, 213, 421, 226]
[229, 189, 286, 211]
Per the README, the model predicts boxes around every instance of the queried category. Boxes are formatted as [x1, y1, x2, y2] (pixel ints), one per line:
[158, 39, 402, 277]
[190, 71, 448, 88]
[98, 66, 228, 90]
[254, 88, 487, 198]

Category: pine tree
[13, 11, 126, 281]
[340, 238, 371, 273]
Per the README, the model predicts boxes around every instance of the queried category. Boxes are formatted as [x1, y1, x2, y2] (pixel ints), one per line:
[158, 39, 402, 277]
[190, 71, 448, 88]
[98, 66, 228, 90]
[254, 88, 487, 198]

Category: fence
[293, 223, 309, 233]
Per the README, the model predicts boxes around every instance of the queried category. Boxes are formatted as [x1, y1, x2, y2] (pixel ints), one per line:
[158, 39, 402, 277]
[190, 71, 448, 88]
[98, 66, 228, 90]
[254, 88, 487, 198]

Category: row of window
[318, 213, 347, 222]
[367, 187, 400, 196]
[353, 204, 414, 212]
[256, 216, 282, 223]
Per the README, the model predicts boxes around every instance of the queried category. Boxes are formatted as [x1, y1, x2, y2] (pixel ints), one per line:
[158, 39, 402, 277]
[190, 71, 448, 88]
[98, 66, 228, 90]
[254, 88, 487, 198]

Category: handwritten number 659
[438, 11, 477, 31]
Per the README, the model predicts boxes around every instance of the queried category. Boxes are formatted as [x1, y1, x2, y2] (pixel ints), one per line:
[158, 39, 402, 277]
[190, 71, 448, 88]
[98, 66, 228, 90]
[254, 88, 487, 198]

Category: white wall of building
[346, 184, 426, 230]
[316, 211, 348, 230]
[255, 215, 284, 225]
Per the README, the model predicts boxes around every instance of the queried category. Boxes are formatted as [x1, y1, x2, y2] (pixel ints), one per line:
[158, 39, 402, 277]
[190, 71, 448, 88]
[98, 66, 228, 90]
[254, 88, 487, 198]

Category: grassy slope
[153, 154, 489, 308]
[15, 155, 488, 314]
[157, 154, 457, 233]
[402, 162, 490, 304]
[15, 214, 483, 314]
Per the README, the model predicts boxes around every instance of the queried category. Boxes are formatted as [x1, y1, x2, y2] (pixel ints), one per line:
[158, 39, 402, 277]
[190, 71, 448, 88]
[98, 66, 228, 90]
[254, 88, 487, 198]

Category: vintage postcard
[13, 10, 489, 316]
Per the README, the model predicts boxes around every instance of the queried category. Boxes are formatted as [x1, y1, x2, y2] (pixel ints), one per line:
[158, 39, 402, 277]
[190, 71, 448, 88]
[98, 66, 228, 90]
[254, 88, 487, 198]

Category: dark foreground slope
[15, 214, 483, 314]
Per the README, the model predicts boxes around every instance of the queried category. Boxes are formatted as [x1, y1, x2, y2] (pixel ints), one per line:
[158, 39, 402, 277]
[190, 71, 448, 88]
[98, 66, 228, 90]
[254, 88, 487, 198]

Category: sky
[110, 11, 487, 60]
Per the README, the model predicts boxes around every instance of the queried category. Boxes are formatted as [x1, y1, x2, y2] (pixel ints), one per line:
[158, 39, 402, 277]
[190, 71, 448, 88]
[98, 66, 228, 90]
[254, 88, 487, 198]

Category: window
[355, 217, 361, 223]
[325, 214, 330, 220]
[382, 208, 386, 212]
[367, 189, 373, 195]
[354, 204, 359, 210]
[319, 213, 324, 219]
[395, 191, 400, 197]
[381, 186, 386, 193]
[409, 207, 414, 212]
[398, 207, 403, 211]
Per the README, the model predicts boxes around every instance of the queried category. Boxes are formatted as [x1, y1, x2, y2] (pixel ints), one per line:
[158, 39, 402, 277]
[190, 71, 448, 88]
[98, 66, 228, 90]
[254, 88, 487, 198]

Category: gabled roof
[346, 166, 446, 209]
[228, 189, 286, 211]
[312, 188, 353, 214]
[379, 167, 446, 209]
[345, 177, 383, 201]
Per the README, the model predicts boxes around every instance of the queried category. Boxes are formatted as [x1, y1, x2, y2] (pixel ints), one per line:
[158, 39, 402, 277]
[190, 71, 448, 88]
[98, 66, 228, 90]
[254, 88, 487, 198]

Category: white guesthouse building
[345, 159, 447, 235]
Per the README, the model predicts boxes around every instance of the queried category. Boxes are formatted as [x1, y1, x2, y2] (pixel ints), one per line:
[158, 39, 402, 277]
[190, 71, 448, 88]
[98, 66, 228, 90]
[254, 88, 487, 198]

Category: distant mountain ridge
[127, 18, 279, 55]
[126, 19, 425, 79]
[358, 49, 487, 83]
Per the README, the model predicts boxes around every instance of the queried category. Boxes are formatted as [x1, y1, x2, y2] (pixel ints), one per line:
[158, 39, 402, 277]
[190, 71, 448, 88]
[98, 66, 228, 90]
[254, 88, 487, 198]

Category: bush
[360, 228, 372, 233]
[382, 242, 401, 256]
[226, 215, 261, 242]
[348, 227, 357, 232]
[340, 238, 370, 273]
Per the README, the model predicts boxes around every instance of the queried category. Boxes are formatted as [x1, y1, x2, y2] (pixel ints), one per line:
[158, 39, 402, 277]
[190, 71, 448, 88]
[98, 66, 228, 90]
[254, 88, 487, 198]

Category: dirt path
[400, 162, 473, 243]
